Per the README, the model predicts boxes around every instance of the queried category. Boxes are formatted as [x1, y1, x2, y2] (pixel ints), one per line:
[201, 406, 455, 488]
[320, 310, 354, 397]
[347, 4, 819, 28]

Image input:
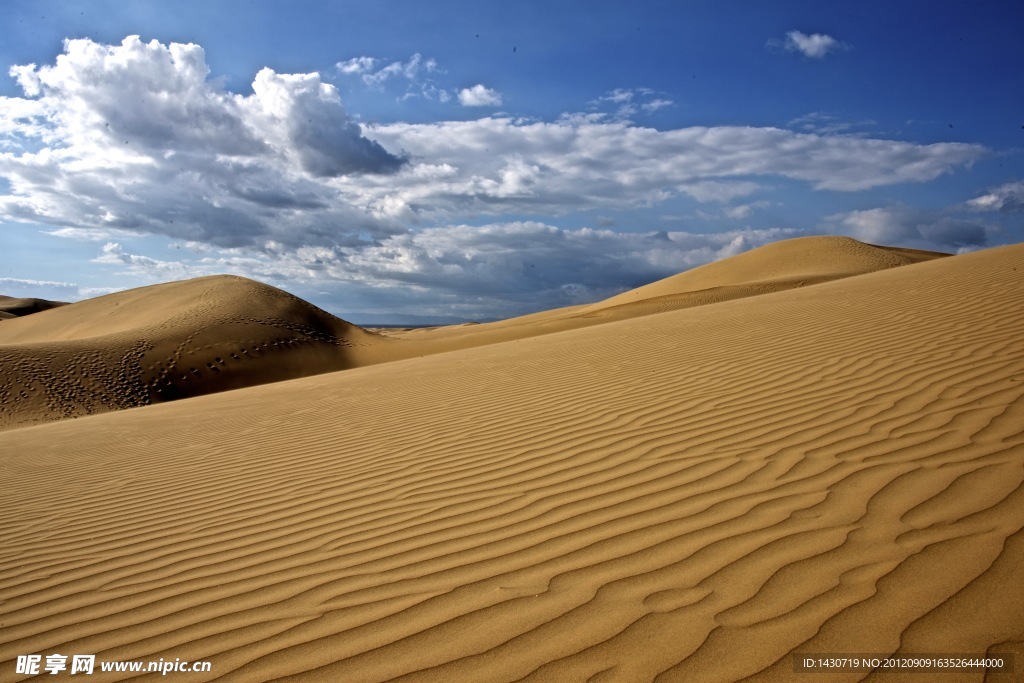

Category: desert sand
[1, 236, 1022, 681]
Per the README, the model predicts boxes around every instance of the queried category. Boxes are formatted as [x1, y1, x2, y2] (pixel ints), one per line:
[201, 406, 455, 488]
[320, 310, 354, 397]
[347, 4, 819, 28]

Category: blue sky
[1, 0, 1022, 323]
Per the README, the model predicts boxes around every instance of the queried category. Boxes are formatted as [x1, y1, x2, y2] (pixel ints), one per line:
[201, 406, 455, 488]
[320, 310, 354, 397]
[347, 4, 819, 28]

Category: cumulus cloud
[245, 67, 406, 176]
[775, 31, 846, 59]
[0, 36, 406, 250]
[0, 35, 995, 316]
[1, 43, 986, 248]
[458, 84, 502, 107]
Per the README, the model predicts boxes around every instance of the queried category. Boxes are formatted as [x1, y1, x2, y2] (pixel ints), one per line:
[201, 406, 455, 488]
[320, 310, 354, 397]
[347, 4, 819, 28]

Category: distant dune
[1, 238, 1022, 681]
[374, 236, 949, 345]
[0, 295, 68, 319]
[577, 235, 948, 317]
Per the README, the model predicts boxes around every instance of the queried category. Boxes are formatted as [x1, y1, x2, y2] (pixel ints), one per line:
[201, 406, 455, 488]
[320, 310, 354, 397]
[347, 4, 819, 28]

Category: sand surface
[1, 237, 1023, 681]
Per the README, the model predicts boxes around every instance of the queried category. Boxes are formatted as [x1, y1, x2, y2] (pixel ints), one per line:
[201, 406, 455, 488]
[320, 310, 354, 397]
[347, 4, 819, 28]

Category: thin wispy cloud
[336, 53, 452, 103]
[788, 112, 876, 136]
[337, 53, 438, 87]
[589, 88, 673, 119]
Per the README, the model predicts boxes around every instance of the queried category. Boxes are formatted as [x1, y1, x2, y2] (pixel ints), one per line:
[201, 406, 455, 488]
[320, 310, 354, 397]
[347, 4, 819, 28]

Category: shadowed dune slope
[0, 295, 68, 318]
[1, 243, 1022, 682]
[0, 275, 391, 430]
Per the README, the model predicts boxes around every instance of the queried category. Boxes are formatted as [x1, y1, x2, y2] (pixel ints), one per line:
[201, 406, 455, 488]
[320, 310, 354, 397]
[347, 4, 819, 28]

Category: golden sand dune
[0, 275, 390, 430]
[1, 242, 1022, 681]
[0, 237, 942, 432]
[378, 236, 947, 346]
[576, 235, 948, 318]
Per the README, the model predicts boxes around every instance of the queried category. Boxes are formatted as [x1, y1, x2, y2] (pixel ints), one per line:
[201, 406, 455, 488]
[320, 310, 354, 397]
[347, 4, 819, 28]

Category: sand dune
[0, 275, 391, 430]
[0, 237, 943, 432]
[575, 235, 948, 318]
[376, 236, 948, 345]
[1, 241, 1021, 681]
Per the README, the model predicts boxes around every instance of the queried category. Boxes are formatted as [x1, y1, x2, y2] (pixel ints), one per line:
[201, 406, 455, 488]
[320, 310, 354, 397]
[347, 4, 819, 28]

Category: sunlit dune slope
[1, 243, 1021, 682]
[0, 275, 391, 430]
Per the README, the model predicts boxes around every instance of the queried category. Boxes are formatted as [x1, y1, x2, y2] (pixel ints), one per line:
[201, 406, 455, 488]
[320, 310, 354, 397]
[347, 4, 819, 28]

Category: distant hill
[0, 295, 69, 319]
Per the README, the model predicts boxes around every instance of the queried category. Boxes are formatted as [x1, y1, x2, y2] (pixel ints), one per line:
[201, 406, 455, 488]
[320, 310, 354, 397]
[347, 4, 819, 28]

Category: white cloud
[788, 112, 876, 136]
[338, 53, 439, 89]
[336, 56, 376, 75]
[0, 276, 108, 302]
[824, 206, 992, 252]
[780, 31, 846, 59]
[244, 67, 406, 177]
[642, 99, 673, 113]
[0, 276, 77, 290]
[52, 224, 805, 319]
[250, 223, 804, 316]
[92, 241, 194, 278]
[723, 201, 773, 220]
[364, 118, 985, 226]
[0, 36, 406, 250]
[965, 181, 1024, 213]
[458, 84, 502, 107]
[45, 226, 139, 241]
[0, 35, 995, 315]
